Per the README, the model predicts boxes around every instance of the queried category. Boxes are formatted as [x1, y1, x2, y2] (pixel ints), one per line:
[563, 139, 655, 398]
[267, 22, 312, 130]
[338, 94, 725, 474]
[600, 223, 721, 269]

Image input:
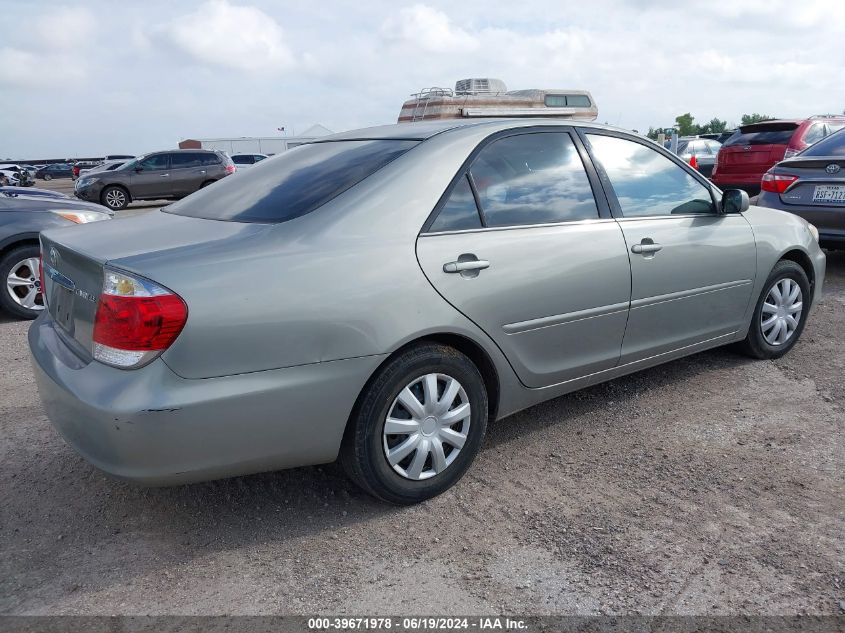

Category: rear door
[416, 129, 632, 388]
[129, 153, 171, 198]
[582, 131, 757, 363]
[717, 122, 798, 178]
[169, 152, 207, 195]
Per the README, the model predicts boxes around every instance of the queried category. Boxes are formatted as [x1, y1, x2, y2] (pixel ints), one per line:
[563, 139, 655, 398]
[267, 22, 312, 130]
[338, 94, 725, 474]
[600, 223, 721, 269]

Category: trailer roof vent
[454, 78, 507, 95]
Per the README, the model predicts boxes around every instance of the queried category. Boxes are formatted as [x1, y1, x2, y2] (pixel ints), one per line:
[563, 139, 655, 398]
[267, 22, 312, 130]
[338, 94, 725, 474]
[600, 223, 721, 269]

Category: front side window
[586, 134, 715, 217]
[468, 132, 599, 228]
[166, 139, 418, 223]
[430, 175, 482, 232]
[139, 154, 169, 170]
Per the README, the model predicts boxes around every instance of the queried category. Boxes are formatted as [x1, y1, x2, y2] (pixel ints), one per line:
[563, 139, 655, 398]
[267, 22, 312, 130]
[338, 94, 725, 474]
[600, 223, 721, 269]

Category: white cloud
[0, 47, 84, 87]
[381, 4, 479, 53]
[34, 7, 96, 50]
[162, 0, 295, 72]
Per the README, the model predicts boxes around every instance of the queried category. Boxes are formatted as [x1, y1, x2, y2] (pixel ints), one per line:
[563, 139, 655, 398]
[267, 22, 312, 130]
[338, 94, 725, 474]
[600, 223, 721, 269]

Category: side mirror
[134, 166, 143, 172]
[721, 189, 749, 214]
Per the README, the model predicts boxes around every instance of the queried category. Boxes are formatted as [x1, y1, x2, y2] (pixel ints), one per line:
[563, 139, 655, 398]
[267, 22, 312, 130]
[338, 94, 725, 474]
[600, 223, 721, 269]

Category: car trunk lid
[776, 157, 845, 206]
[40, 210, 268, 362]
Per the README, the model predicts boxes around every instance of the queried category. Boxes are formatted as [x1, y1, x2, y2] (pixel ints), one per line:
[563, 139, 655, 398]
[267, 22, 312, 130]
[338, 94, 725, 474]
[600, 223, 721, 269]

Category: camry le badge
[826, 164, 840, 174]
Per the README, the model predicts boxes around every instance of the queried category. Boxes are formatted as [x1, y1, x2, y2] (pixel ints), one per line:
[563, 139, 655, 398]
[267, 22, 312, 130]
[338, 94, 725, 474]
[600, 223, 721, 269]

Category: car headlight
[50, 209, 111, 224]
[77, 176, 97, 187]
[807, 223, 819, 242]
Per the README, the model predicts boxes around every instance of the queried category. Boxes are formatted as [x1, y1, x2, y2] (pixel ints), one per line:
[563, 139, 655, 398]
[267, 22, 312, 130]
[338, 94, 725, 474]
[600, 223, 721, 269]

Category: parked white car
[229, 153, 268, 169]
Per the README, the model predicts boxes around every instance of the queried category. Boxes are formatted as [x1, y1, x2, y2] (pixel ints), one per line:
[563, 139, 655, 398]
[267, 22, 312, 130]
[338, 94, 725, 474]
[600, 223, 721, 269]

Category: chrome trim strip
[420, 217, 615, 237]
[503, 302, 630, 334]
[631, 280, 752, 310]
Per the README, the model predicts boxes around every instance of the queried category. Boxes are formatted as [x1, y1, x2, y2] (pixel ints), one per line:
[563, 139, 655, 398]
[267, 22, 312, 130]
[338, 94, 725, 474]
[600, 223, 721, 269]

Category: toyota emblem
[49, 246, 59, 265]
[825, 163, 841, 175]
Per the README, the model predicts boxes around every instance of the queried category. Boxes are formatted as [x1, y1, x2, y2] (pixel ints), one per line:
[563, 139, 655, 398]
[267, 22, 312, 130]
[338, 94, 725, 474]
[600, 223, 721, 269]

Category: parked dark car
[1, 192, 111, 318]
[0, 186, 70, 199]
[35, 164, 74, 181]
[74, 149, 235, 210]
[757, 128, 845, 248]
[677, 137, 722, 177]
[712, 116, 845, 193]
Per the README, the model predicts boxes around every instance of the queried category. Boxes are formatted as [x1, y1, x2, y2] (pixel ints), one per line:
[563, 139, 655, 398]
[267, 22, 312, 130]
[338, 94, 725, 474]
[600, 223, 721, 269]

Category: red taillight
[761, 172, 798, 194]
[92, 269, 187, 368]
[226, 164, 236, 174]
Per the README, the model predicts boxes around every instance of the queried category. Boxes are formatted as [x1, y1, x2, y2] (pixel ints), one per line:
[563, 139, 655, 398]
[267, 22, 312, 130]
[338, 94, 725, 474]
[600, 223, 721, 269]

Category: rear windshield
[723, 122, 798, 147]
[166, 140, 418, 223]
[799, 129, 845, 157]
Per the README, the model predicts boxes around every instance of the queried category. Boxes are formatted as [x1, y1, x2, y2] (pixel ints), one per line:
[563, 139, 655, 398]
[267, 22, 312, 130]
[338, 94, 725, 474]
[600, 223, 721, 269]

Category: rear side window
[166, 140, 418, 223]
[800, 129, 845, 157]
[201, 153, 222, 166]
[586, 134, 715, 217]
[802, 123, 826, 145]
[171, 153, 203, 168]
[468, 132, 599, 227]
[430, 175, 482, 232]
[723, 123, 798, 147]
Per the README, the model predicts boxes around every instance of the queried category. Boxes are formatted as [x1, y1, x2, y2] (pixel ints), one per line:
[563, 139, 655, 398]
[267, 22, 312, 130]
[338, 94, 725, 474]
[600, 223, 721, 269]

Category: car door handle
[631, 242, 662, 254]
[443, 259, 490, 273]
[159, 173, 170, 177]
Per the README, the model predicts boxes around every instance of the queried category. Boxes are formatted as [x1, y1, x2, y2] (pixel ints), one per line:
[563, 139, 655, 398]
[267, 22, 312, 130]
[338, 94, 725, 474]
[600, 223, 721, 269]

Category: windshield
[799, 128, 845, 157]
[166, 139, 418, 223]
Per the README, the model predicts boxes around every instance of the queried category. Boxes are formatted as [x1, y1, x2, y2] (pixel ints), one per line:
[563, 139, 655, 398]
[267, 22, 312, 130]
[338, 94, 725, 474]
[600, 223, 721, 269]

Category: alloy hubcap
[761, 277, 802, 346]
[6, 257, 44, 311]
[383, 373, 471, 481]
[106, 190, 126, 208]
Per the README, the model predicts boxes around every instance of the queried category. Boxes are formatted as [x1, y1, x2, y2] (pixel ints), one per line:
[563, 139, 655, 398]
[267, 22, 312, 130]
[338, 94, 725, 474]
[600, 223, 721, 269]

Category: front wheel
[737, 260, 810, 359]
[341, 343, 488, 504]
[101, 186, 129, 211]
[43, 174, 52, 181]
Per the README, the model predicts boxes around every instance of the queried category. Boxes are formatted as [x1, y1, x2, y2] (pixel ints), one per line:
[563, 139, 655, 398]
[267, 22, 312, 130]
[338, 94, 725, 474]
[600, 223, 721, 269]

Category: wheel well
[200, 179, 216, 188]
[0, 238, 40, 262]
[780, 249, 815, 291]
[391, 334, 501, 422]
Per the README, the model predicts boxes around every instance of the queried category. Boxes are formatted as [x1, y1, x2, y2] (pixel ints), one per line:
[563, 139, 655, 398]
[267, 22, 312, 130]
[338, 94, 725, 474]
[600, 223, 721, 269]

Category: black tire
[341, 343, 488, 505]
[43, 174, 52, 181]
[200, 180, 216, 189]
[736, 260, 810, 360]
[100, 185, 129, 211]
[0, 245, 44, 320]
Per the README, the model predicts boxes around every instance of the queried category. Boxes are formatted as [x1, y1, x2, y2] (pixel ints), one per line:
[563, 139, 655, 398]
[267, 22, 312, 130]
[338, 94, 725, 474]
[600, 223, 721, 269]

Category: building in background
[398, 78, 598, 123]
[178, 124, 334, 155]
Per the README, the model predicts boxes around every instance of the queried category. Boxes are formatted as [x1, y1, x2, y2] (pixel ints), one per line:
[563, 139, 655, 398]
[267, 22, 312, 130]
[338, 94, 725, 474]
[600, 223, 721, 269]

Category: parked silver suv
[74, 149, 235, 210]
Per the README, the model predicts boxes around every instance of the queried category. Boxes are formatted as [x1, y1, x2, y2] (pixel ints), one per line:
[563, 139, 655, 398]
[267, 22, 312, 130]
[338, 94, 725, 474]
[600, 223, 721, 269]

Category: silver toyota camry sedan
[29, 119, 825, 504]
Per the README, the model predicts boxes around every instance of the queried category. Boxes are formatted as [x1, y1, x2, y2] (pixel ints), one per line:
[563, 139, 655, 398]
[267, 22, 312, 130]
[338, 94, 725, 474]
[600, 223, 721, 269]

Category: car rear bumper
[29, 314, 385, 485]
[756, 192, 845, 246]
[711, 173, 763, 192]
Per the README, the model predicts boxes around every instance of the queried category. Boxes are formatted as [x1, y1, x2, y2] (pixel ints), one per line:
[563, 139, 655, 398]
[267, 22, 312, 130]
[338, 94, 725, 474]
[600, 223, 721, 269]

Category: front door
[416, 130, 632, 388]
[129, 153, 171, 198]
[582, 131, 757, 364]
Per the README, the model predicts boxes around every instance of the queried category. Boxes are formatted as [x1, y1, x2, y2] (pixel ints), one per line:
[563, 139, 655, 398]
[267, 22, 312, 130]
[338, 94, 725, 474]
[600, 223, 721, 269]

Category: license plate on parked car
[812, 185, 845, 203]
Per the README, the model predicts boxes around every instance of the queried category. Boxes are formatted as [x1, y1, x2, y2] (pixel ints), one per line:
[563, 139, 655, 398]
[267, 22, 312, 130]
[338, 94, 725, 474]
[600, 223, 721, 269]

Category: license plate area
[812, 185, 845, 203]
[49, 279, 76, 335]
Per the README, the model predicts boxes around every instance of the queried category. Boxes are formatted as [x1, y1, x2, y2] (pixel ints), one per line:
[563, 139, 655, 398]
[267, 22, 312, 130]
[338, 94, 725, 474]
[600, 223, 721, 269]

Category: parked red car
[711, 115, 845, 193]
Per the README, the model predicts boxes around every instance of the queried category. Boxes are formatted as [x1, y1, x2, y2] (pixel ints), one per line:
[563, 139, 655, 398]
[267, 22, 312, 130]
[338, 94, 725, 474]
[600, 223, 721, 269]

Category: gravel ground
[0, 247, 842, 616]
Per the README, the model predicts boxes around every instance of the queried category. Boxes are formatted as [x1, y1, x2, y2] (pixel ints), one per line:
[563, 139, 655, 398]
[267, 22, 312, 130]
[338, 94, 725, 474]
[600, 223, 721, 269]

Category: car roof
[316, 118, 626, 142]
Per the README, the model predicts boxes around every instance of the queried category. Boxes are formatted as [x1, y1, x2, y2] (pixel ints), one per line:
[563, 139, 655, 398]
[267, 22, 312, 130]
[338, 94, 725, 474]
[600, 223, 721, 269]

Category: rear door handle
[443, 259, 490, 273]
[159, 173, 170, 177]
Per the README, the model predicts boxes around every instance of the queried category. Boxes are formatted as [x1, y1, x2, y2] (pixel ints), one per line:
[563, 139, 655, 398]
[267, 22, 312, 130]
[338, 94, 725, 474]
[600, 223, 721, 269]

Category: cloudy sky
[1, 0, 843, 158]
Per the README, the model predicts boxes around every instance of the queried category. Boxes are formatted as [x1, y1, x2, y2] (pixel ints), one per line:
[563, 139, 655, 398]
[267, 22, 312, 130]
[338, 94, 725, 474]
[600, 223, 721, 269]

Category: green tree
[700, 117, 728, 134]
[675, 112, 697, 136]
[646, 126, 660, 140]
[741, 113, 773, 125]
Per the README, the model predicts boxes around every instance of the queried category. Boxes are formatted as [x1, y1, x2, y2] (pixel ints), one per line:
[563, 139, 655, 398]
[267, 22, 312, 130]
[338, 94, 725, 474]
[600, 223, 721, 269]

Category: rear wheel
[341, 343, 488, 504]
[101, 185, 129, 211]
[737, 260, 810, 359]
[43, 174, 52, 181]
[0, 245, 44, 320]
[200, 180, 216, 189]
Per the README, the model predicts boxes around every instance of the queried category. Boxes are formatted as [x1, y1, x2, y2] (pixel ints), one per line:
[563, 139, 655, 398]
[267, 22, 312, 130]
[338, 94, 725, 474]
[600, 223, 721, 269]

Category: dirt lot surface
[0, 244, 843, 616]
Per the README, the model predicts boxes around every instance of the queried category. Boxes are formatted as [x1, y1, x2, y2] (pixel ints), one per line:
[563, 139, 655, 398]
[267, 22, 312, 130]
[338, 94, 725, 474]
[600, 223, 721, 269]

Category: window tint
[586, 134, 715, 217]
[201, 153, 222, 166]
[254, 155, 267, 162]
[166, 140, 418, 223]
[801, 128, 845, 157]
[232, 155, 253, 165]
[430, 175, 482, 232]
[723, 123, 798, 147]
[139, 154, 169, 170]
[468, 132, 599, 227]
[171, 153, 204, 168]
